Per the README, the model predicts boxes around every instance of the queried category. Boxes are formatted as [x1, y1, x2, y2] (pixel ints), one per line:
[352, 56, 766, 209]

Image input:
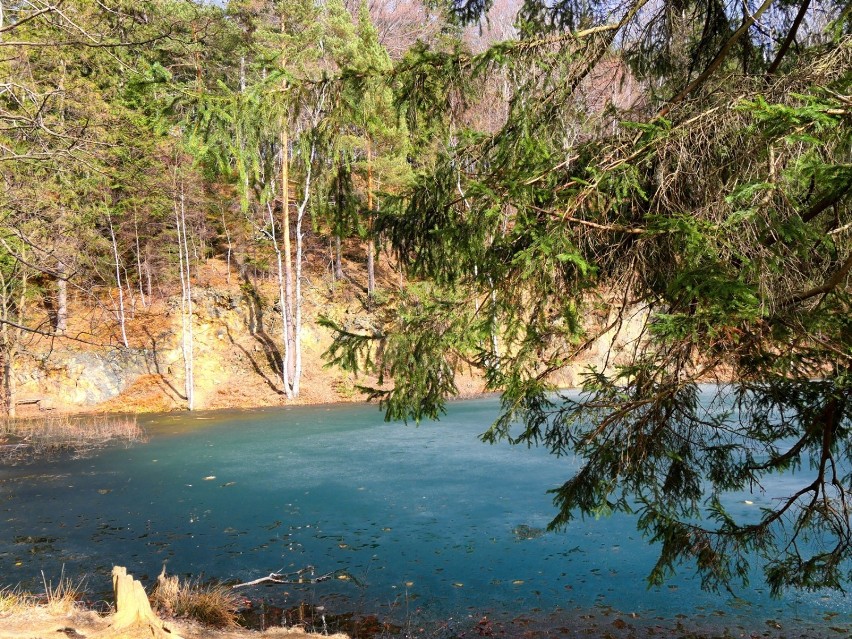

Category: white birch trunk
[365, 141, 376, 306]
[56, 260, 67, 333]
[266, 201, 292, 397]
[222, 212, 232, 286]
[292, 145, 315, 397]
[177, 187, 194, 411]
[0, 265, 26, 417]
[107, 213, 129, 349]
[280, 130, 295, 400]
[134, 214, 147, 308]
[334, 235, 344, 281]
[3, 345, 14, 418]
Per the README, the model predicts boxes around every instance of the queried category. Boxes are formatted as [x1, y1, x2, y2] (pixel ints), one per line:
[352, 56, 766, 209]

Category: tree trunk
[107, 213, 130, 349]
[366, 140, 376, 306]
[267, 200, 291, 396]
[0, 264, 25, 418]
[292, 144, 315, 398]
[280, 127, 295, 399]
[488, 278, 500, 368]
[145, 254, 153, 301]
[56, 260, 67, 334]
[2, 347, 14, 418]
[334, 235, 344, 281]
[111, 566, 183, 639]
[134, 214, 147, 308]
[176, 185, 194, 411]
[222, 211, 232, 286]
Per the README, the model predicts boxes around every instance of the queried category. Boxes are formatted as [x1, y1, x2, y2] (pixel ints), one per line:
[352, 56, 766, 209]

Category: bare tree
[106, 211, 130, 349]
[173, 170, 194, 411]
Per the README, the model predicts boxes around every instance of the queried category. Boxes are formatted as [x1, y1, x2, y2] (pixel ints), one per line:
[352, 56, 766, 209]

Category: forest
[2, 0, 851, 596]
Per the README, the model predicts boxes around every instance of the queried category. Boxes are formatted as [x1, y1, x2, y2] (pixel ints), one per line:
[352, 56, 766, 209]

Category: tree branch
[778, 252, 852, 308]
[659, 0, 777, 118]
[0, 1, 63, 35]
[765, 0, 811, 75]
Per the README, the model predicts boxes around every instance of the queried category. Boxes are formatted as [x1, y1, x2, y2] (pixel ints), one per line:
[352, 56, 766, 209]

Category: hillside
[11, 245, 491, 417]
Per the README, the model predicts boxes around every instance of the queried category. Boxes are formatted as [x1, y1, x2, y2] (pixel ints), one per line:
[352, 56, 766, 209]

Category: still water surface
[0, 397, 849, 636]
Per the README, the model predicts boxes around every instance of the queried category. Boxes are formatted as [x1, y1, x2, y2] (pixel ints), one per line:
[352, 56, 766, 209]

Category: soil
[0, 608, 348, 639]
[14, 242, 489, 417]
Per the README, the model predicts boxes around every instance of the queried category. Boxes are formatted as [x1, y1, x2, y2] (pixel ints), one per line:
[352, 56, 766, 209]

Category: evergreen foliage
[324, 0, 852, 594]
[1, 0, 851, 596]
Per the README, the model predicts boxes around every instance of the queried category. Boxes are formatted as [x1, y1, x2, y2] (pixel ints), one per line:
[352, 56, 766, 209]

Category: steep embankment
[12, 250, 646, 417]
[16, 258, 358, 414]
[13, 254, 487, 416]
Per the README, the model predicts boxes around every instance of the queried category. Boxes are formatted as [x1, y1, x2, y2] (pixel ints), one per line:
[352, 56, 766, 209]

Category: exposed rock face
[10, 273, 370, 414]
[17, 349, 152, 408]
[9, 262, 651, 416]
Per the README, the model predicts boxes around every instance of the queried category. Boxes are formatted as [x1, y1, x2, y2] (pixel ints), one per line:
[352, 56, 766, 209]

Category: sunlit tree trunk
[107, 211, 130, 349]
[222, 211, 232, 286]
[133, 213, 147, 308]
[334, 235, 344, 281]
[292, 144, 315, 397]
[366, 139, 375, 306]
[0, 265, 26, 418]
[279, 127, 295, 399]
[266, 200, 290, 394]
[2, 345, 14, 418]
[174, 177, 194, 411]
[56, 259, 67, 333]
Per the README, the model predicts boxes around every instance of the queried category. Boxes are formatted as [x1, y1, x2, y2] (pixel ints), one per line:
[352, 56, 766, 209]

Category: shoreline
[0, 573, 843, 639]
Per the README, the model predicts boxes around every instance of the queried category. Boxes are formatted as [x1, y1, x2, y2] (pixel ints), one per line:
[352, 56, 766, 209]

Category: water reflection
[0, 398, 849, 637]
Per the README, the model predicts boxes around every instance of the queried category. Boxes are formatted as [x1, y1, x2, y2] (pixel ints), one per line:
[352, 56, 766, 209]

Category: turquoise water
[0, 397, 849, 636]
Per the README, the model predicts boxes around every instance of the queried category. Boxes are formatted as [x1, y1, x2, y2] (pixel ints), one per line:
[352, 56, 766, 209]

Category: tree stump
[106, 566, 183, 639]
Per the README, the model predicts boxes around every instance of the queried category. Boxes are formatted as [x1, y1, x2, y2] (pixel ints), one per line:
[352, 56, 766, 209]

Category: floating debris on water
[512, 524, 546, 540]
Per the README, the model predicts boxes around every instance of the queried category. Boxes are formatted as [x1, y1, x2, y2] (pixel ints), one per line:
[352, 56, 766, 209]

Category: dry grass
[0, 413, 145, 444]
[0, 569, 84, 619]
[0, 414, 146, 462]
[0, 586, 32, 617]
[40, 569, 86, 615]
[151, 570, 241, 629]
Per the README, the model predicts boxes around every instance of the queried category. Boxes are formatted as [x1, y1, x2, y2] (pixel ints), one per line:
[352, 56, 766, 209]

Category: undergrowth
[151, 569, 241, 629]
[40, 569, 85, 614]
[0, 569, 84, 618]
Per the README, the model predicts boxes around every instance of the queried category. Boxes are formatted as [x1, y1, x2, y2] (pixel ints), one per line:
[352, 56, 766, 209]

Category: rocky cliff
[11, 258, 647, 417]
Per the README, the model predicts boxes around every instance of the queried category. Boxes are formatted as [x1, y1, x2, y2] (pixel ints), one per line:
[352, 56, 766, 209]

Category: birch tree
[0, 241, 29, 417]
[173, 173, 194, 411]
[189, 0, 358, 398]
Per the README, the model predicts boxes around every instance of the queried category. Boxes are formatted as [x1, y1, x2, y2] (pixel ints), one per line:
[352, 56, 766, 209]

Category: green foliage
[323, 284, 482, 422]
[3, 0, 852, 600]
[323, 0, 852, 598]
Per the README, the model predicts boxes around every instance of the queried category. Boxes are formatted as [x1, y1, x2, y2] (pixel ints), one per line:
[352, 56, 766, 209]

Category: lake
[0, 397, 849, 637]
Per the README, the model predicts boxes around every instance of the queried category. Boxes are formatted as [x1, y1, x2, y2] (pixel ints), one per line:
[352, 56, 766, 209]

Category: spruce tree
[325, 0, 852, 593]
